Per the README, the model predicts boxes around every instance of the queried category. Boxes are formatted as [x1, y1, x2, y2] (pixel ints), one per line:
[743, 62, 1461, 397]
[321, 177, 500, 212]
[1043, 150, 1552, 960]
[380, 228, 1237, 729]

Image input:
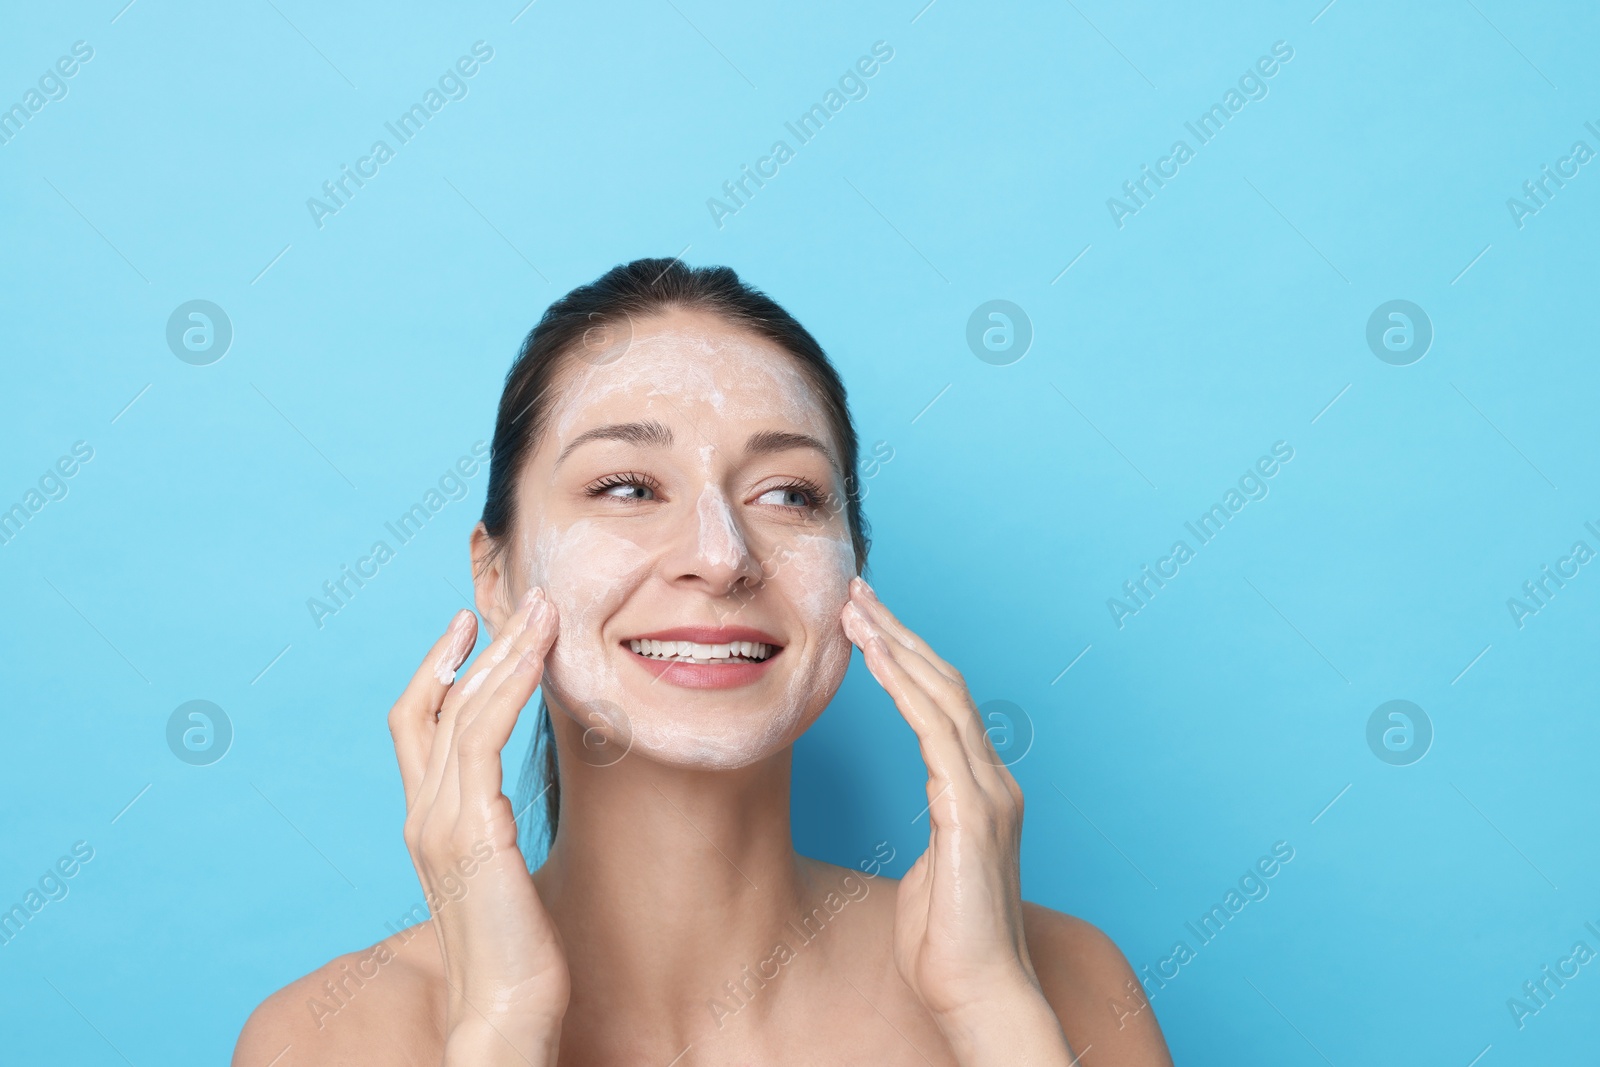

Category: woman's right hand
[387, 587, 567, 1066]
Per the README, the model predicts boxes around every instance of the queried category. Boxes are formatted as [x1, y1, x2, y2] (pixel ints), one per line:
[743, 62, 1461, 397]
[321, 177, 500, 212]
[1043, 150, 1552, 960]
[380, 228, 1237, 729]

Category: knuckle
[457, 724, 492, 763]
[419, 817, 452, 856]
[962, 720, 990, 757]
[446, 823, 479, 857]
[995, 795, 1020, 833]
[968, 806, 998, 838]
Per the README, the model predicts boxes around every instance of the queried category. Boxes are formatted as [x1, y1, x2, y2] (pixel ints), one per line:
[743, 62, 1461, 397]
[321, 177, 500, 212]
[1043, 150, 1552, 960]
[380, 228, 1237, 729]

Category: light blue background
[2, 1, 1597, 1063]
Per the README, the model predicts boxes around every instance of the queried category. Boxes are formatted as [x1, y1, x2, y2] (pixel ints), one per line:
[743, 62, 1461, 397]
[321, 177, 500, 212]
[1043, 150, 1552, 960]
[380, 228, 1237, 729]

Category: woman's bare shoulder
[1021, 902, 1174, 1066]
[801, 856, 1170, 1062]
[232, 922, 445, 1067]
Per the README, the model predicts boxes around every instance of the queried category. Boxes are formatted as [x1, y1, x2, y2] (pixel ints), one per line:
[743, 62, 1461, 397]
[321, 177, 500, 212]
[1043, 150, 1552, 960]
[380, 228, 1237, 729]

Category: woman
[234, 259, 1173, 1066]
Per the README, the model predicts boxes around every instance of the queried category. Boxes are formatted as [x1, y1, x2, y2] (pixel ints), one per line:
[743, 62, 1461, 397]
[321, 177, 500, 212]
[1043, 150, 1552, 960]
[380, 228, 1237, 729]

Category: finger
[454, 591, 554, 741]
[390, 609, 476, 805]
[456, 599, 560, 810]
[440, 586, 544, 724]
[966, 702, 1028, 808]
[850, 578, 961, 685]
[845, 596, 1010, 796]
[843, 603, 984, 813]
[850, 594, 968, 716]
[437, 592, 554, 825]
[850, 586, 1011, 789]
[849, 584, 1023, 798]
[418, 589, 540, 815]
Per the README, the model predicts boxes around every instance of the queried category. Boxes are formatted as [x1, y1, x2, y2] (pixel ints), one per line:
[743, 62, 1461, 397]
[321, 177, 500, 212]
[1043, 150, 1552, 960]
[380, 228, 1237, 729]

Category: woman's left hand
[841, 578, 1075, 1066]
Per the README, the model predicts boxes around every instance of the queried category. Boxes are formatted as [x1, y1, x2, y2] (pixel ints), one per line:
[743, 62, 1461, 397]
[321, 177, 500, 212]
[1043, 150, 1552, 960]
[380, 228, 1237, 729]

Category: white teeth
[627, 638, 775, 663]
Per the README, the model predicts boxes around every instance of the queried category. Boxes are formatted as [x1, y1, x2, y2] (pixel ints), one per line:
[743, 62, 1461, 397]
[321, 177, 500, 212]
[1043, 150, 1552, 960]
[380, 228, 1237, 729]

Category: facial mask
[514, 325, 857, 769]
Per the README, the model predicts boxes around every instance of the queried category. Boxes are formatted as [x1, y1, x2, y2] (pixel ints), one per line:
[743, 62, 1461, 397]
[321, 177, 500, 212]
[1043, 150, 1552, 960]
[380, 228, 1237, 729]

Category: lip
[621, 625, 785, 691]
[626, 625, 783, 646]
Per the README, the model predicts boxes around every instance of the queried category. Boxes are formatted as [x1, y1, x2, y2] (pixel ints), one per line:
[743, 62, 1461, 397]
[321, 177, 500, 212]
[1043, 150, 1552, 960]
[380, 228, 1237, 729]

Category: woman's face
[499, 307, 857, 770]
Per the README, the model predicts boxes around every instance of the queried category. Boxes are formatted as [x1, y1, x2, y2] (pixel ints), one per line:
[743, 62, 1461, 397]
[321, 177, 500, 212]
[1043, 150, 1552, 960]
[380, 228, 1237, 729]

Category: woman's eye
[601, 482, 655, 501]
[757, 487, 812, 508]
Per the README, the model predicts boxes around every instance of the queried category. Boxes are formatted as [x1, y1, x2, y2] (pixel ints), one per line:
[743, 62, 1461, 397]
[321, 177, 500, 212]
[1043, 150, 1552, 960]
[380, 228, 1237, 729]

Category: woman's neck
[531, 710, 815, 1035]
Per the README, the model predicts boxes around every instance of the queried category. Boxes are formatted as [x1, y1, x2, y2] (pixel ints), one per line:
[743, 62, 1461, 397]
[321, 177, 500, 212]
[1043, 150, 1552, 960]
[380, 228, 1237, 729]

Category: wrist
[442, 1015, 561, 1067]
[932, 980, 1074, 1067]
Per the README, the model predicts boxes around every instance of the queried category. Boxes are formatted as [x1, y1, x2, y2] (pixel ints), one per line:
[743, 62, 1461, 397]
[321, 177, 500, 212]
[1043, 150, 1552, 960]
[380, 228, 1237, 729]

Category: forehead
[543, 310, 834, 447]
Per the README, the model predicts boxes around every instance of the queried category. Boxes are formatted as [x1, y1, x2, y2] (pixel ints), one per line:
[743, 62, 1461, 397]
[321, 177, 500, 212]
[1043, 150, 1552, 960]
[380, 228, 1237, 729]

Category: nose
[667, 483, 761, 596]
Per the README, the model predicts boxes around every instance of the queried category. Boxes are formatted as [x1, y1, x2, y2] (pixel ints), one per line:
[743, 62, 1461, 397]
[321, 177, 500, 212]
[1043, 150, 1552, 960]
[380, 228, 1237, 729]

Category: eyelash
[583, 473, 827, 511]
[585, 471, 660, 499]
[764, 477, 826, 511]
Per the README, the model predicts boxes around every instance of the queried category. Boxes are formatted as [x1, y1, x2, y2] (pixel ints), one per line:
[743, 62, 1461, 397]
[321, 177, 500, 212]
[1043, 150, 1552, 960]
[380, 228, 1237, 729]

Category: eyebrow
[554, 422, 837, 471]
[745, 430, 837, 470]
[555, 420, 674, 467]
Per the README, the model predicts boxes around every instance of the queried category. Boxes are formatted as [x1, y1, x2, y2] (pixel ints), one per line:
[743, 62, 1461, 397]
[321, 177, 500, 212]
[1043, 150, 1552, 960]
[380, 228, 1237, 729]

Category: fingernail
[854, 577, 877, 600]
[517, 587, 541, 612]
[448, 608, 473, 634]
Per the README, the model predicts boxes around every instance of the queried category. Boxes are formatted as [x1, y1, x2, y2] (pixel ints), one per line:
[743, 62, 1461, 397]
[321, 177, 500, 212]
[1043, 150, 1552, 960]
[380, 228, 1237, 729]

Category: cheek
[782, 533, 856, 620]
[779, 533, 856, 685]
[520, 521, 653, 745]
[525, 521, 652, 658]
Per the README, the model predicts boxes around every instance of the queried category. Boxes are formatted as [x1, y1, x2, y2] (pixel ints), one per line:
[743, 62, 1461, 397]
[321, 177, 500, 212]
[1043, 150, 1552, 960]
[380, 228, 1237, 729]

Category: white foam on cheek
[785, 533, 857, 623]
[522, 519, 652, 708]
[777, 532, 857, 726]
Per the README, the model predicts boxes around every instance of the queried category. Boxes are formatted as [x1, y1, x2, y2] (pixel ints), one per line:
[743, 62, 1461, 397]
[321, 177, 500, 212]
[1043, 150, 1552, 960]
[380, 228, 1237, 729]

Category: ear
[469, 522, 515, 638]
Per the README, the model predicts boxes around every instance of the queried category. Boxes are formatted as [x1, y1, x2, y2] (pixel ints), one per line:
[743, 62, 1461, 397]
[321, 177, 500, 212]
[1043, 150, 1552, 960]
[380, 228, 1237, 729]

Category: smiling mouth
[627, 639, 777, 665]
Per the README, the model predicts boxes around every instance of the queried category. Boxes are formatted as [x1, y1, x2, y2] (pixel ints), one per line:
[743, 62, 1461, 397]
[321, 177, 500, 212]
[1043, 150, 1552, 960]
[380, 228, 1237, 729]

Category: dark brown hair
[479, 257, 870, 862]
